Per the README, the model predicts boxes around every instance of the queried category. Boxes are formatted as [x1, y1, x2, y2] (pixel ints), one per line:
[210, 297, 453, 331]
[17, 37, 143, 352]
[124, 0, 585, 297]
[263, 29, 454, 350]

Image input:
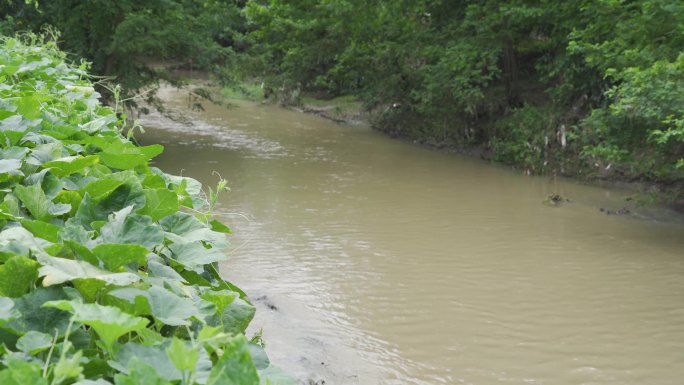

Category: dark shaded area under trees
[3, 0, 684, 196]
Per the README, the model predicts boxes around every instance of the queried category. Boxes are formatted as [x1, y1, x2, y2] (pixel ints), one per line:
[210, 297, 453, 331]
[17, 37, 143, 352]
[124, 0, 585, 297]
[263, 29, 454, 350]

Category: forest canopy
[3, 0, 683, 185]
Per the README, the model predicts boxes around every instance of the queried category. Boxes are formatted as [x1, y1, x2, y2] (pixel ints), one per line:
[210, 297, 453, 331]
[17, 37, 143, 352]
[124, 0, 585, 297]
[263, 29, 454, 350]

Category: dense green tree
[1, 0, 248, 102]
[4, 0, 683, 185]
[243, 0, 684, 183]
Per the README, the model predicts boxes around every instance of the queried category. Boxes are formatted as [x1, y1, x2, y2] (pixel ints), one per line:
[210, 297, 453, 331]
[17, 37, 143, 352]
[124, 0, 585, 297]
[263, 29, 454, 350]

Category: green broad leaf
[218, 296, 256, 335]
[15, 95, 41, 120]
[0, 255, 39, 297]
[147, 257, 185, 282]
[0, 158, 22, 174]
[258, 365, 297, 385]
[0, 357, 48, 385]
[109, 343, 182, 381]
[138, 188, 179, 221]
[4, 286, 71, 336]
[54, 190, 82, 215]
[142, 174, 167, 189]
[44, 300, 149, 352]
[0, 194, 23, 220]
[53, 350, 84, 382]
[74, 183, 145, 228]
[168, 242, 226, 272]
[16, 330, 53, 355]
[72, 278, 106, 303]
[60, 240, 99, 266]
[38, 255, 139, 287]
[42, 155, 99, 177]
[40, 172, 63, 199]
[206, 335, 259, 385]
[113, 358, 172, 385]
[248, 343, 270, 370]
[0, 146, 28, 160]
[201, 290, 237, 315]
[164, 175, 205, 209]
[159, 212, 206, 235]
[167, 337, 199, 373]
[80, 358, 112, 382]
[210, 220, 232, 234]
[0, 297, 19, 324]
[98, 206, 164, 250]
[139, 144, 164, 160]
[146, 285, 208, 326]
[92, 244, 148, 271]
[133, 327, 164, 345]
[79, 179, 123, 200]
[14, 183, 51, 221]
[48, 201, 72, 216]
[21, 219, 61, 242]
[99, 142, 162, 170]
[0, 227, 51, 261]
[60, 221, 96, 248]
[102, 287, 151, 317]
[109, 285, 206, 326]
[27, 142, 62, 165]
[0, 130, 26, 146]
[0, 208, 22, 221]
[79, 115, 116, 134]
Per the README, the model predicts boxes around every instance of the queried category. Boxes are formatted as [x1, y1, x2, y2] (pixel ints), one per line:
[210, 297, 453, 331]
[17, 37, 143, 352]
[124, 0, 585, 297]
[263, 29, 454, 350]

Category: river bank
[213, 81, 684, 212]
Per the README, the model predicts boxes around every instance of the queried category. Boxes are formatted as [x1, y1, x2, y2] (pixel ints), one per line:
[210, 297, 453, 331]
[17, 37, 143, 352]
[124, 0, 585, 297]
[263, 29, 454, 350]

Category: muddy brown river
[140, 86, 684, 385]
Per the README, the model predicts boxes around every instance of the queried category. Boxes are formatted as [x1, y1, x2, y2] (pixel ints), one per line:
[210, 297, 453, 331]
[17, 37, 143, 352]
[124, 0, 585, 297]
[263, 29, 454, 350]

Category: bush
[0, 35, 292, 385]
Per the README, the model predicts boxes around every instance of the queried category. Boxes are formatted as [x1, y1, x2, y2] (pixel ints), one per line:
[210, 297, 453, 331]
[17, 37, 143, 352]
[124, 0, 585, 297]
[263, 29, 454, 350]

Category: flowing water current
[140, 86, 684, 385]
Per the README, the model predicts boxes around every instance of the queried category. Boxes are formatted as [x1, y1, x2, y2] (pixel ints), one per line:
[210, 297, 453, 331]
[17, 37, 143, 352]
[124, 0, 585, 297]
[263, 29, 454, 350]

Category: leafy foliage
[1, 0, 249, 103]
[0, 36, 290, 384]
[244, 0, 684, 184]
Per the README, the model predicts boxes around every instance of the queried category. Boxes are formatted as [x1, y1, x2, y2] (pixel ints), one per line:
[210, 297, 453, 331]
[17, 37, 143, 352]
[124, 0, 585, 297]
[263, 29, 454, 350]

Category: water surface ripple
[141, 86, 684, 385]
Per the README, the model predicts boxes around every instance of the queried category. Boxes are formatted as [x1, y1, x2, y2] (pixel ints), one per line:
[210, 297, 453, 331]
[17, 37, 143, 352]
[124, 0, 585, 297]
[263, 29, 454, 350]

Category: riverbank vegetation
[0, 35, 291, 384]
[3, 0, 683, 197]
[242, 1, 684, 188]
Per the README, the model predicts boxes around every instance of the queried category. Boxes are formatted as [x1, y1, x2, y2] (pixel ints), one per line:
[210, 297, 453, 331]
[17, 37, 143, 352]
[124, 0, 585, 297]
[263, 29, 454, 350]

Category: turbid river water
[140, 86, 684, 385]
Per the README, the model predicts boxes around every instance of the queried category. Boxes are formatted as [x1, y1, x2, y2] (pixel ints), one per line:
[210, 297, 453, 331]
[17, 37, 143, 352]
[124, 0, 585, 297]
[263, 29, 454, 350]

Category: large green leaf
[0, 357, 48, 385]
[0, 255, 39, 297]
[0, 297, 19, 324]
[14, 183, 51, 221]
[75, 183, 145, 227]
[138, 188, 178, 221]
[4, 286, 71, 336]
[92, 244, 148, 271]
[99, 142, 163, 170]
[113, 358, 172, 385]
[39, 255, 139, 286]
[0, 159, 22, 174]
[166, 337, 199, 373]
[201, 290, 237, 315]
[168, 242, 226, 272]
[21, 219, 62, 242]
[218, 296, 256, 335]
[98, 206, 164, 250]
[16, 330, 53, 354]
[79, 179, 124, 200]
[109, 343, 182, 381]
[44, 300, 149, 352]
[109, 285, 207, 326]
[42, 155, 99, 177]
[206, 335, 259, 385]
[159, 212, 205, 235]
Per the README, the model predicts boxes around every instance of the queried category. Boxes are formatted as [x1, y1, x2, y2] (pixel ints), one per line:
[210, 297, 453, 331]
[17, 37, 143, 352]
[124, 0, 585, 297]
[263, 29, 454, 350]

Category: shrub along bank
[0, 36, 290, 384]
